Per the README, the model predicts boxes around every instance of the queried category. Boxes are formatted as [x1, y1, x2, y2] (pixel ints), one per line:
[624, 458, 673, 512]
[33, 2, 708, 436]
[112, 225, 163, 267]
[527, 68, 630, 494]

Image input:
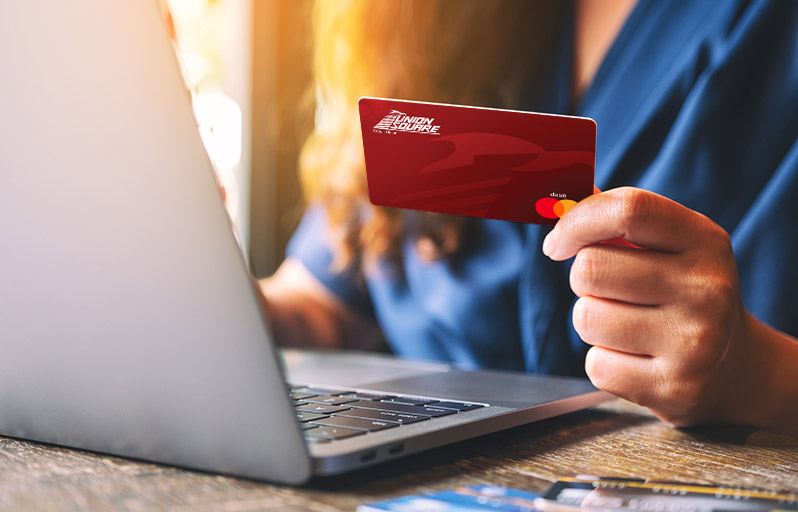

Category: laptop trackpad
[357, 370, 599, 409]
[281, 349, 452, 388]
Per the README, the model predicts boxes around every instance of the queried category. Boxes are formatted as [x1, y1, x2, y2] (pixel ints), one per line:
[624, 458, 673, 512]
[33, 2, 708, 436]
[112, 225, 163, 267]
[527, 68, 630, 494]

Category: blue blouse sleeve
[285, 203, 374, 318]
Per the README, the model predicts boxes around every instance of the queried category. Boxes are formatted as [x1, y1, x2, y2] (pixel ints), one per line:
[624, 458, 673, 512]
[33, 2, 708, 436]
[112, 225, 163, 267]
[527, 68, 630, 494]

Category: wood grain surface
[1, 400, 796, 511]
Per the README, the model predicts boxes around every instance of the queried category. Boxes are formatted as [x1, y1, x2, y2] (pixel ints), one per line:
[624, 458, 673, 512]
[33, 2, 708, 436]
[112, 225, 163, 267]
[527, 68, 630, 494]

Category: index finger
[542, 187, 706, 261]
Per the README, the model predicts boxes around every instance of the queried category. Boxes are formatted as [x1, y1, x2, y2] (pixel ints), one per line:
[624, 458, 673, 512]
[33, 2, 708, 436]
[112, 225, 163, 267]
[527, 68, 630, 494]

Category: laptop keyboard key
[386, 396, 438, 406]
[290, 391, 318, 400]
[342, 392, 396, 401]
[335, 408, 429, 424]
[346, 400, 433, 416]
[305, 426, 365, 440]
[296, 411, 329, 423]
[304, 395, 359, 406]
[312, 415, 398, 432]
[420, 406, 458, 417]
[296, 404, 350, 415]
[432, 401, 484, 411]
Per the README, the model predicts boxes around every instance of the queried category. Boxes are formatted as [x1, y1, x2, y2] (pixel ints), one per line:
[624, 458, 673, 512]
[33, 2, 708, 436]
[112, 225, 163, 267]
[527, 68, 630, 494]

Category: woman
[261, 0, 798, 434]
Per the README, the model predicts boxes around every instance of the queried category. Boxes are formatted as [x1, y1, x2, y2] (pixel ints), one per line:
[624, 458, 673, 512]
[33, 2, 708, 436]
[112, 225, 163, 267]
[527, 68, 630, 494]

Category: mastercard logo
[535, 197, 577, 219]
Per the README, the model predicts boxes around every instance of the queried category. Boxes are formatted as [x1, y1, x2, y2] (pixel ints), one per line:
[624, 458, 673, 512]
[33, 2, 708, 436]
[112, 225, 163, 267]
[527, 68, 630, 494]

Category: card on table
[357, 485, 540, 511]
[535, 476, 798, 512]
[359, 97, 596, 226]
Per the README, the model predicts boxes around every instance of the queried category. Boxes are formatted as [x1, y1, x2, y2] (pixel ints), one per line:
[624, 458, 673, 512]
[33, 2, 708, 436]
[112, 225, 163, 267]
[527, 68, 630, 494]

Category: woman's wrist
[754, 314, 798, 435]
[731, 312, 798, 436]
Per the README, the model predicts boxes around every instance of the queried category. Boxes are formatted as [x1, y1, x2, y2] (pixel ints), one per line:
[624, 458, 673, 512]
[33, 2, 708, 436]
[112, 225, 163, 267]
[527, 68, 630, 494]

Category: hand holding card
[359, 97, 596, 226]
[541, 186, 768, 429]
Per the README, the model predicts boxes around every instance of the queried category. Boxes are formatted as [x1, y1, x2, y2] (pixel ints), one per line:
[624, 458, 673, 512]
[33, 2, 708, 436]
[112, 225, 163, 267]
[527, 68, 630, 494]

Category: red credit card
[359, 97, 596, 225]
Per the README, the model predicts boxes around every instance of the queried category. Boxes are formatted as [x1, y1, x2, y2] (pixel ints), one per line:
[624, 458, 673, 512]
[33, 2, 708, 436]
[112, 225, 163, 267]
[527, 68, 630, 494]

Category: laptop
[0, 0, 610, 484]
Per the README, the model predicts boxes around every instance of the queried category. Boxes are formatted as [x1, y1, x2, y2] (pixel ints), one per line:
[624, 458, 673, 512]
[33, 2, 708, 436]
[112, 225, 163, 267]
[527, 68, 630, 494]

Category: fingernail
[542, 231, 556, 258]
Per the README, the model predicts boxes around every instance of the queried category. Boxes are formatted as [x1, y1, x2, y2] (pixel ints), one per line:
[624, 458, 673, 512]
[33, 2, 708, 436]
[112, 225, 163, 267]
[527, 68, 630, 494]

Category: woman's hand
[259, 259, 381, 350]
[542, 187, 798, 432]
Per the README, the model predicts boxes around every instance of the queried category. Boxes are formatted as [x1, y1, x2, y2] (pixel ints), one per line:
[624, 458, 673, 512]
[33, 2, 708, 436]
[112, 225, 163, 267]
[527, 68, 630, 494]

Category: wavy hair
[300, 0, 560, 269]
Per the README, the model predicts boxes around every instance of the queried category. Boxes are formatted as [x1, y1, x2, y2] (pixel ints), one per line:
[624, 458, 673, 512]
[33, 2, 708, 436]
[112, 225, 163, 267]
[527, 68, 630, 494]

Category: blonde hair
[300, 0, 559, 269]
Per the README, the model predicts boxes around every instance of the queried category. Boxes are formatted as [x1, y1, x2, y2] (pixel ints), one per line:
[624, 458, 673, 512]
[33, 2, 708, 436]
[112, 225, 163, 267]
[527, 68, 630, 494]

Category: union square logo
[373, 110, 442, 134]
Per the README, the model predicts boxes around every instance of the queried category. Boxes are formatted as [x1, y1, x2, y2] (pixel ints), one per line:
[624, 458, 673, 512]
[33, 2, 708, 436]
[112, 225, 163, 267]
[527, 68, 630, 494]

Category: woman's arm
[258, 258, 381, 350]
[543, 187, 798, 436]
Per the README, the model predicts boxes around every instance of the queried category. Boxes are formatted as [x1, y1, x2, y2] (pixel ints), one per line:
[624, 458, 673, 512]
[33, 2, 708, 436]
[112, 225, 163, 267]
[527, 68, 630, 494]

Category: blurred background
[167, 0, 313, 277]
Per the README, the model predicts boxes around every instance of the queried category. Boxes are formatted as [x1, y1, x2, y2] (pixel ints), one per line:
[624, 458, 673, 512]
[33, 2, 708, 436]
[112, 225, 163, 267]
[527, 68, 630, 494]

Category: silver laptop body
[0, 0, 609, 485]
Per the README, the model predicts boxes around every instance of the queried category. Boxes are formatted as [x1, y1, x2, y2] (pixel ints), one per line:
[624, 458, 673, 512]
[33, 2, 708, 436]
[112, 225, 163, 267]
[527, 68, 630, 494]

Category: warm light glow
[193, 91, 242, 173]
[166, 0, 244, 222]
[168, 0, 209, 21]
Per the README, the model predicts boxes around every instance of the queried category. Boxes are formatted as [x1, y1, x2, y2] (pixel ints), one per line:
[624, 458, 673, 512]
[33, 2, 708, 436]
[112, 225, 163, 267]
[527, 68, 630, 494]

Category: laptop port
[359, 450, 376, 463]
[388, 443, 404, 455]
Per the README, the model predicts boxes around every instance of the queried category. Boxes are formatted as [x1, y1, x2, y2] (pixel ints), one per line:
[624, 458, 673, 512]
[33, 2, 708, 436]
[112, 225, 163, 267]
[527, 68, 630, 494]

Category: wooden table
[1, 400, 796, 511]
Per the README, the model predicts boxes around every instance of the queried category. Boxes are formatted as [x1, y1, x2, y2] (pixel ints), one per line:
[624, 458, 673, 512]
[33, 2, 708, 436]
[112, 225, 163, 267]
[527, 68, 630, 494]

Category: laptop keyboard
[289, 386, 486, 444]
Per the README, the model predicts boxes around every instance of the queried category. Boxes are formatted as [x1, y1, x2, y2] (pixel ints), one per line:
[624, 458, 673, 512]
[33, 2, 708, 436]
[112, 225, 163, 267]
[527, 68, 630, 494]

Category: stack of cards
[358, 477, 798, 512]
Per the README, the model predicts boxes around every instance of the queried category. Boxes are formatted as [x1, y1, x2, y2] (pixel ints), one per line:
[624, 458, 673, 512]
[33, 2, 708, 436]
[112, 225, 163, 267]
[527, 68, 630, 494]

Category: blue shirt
[287, 0, 798, 375]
